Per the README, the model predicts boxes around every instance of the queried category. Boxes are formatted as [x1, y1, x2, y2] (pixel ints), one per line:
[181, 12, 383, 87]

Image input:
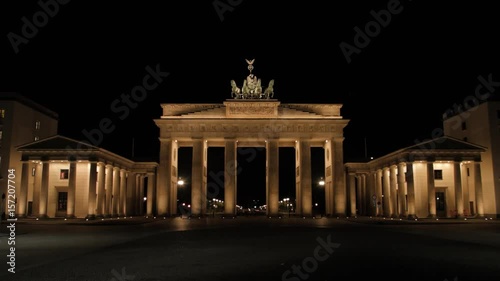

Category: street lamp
[177, 178, 185, 186]
[318, 177, 325, 186]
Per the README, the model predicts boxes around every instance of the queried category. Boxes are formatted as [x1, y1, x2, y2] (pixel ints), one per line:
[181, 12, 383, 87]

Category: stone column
[361, 174, 368, 215]
[156, 139, 169, 216]
[224, 139, 237, 216]
[333, 138, 346, 217]
[367, 172, 376, 216]
[191, 139, 207, 216]
[67, 161, 77, 218]
[17, 162, 30, 217]
[87, 161, 97, 219]
[406, 162, 416, 219]
[104, 164, 113, 217]
[39, 161, 50, 218]
[126, 171, 136, 216]
[297, 140, 312, 216]
[323, 140, 334, 216]
[96, 162, 106, 217]
[382, 167, 391, 217]
[134, 174, 139, 215]
[266, 139, 279, 216]
[454, 161, 464, 218]
[112, 167, 120, 217]
[427, 161, 436, 218]
[355, 175, 362, 216]
[375, 169, 383, 216]
[147, 172, 155, 216]
[119, 169, 126, 216]
[474, 161, 484, 217]
[397, 163, 407, 217]
[138, 175, 144, 215]
[389, 165, 398, 217]
[348, 173, 356, 216]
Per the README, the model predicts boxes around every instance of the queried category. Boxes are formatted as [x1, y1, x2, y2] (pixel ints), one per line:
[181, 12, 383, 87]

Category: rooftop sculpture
[231, 59, 274, 99]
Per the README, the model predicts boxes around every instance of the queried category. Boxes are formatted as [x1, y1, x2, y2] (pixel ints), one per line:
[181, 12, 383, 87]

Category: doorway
[435, 189, 446, 218]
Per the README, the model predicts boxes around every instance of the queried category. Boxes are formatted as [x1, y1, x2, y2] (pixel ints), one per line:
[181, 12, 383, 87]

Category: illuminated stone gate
[154, 61, 349, 217]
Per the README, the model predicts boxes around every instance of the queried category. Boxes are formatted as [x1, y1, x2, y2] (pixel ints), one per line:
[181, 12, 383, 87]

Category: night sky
[2, 1, 500, 207]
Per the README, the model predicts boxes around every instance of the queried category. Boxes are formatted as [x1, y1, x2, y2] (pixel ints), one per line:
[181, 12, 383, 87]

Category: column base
[427, 214, 437, 219]
[85, 215, 96, 220]
[333, 213, 347, 218]
[65, 215, 76, 219]
[37, 215, 49, 219]
[407, 214, 418, 220]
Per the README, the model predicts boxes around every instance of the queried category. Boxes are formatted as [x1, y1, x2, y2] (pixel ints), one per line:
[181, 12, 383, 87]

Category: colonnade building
[15, 135, 157, 219]
[345, 137, 486, 219]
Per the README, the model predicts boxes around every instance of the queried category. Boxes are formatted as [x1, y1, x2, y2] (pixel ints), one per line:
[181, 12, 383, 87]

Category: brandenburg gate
[154, 60, 349, 217]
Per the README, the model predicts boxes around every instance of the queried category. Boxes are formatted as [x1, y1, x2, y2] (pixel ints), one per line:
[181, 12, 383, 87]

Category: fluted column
[191, 139, 207, 216]
[389, 165, 398, 217]
[397, 163, 407, 217]
[361, 174, 367, 215]
[139, 175, 145, 215]
[454, 161, 464, 218]
[67, 161, 77, 218]
[406, 162, 416, 219]
[112, 167, 120, 217]
[266, 139, 279, 216]
[375, 169, 383, 216]
[17, 162, 30, 217]
[348, 173, 356, 216]
[224, 139, 237, 216]
[86, 161, 97, 219]
[119, 169, 126, 216]
[297, 140, 312, 216]
[333, 138, 346, 216]
[355, 175, 362, 216]
[96, 163, 106, 217]
[427, 161, 436, 218]
[474, 161, 484, 217]
[147, 172, 155, 216]
[39, 161, 50, 218]
[126, 171, 136, 216]
[104, 164, 113, 217]
[382, 167, 391, 217]
[323, 139, 334, 216]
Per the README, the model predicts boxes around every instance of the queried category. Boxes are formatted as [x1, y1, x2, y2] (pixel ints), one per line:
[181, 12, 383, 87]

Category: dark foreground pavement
[1, 216, 500, 281]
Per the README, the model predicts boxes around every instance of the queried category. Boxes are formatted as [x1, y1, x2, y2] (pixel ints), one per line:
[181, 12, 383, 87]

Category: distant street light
[318, 177, 325, 186]
[178, 178, 184, 186]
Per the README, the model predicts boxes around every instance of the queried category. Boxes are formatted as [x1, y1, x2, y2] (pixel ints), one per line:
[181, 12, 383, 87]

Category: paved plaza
[1, 216, 500, 281]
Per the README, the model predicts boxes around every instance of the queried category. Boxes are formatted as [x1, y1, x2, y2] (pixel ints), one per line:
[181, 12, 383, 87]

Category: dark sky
[2, 1, 500, 206]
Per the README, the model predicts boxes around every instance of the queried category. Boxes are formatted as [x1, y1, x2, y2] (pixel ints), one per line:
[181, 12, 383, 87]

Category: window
[461, 122, 467, 130]
[434, 169, 443, 180]
[32, 167, 36, 176]
[34, 136, 39, 141]
[58, 192, 68, 211]
[35, 121, 40, 130]
[467, 168, 470, 177]
[0, 109, 5, 118]
[60, 169, 69, 179]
